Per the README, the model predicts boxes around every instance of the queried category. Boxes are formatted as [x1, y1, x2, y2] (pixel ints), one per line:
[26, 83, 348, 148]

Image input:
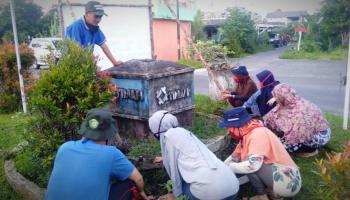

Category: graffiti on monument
[115, 88, 144, 101]
[156, 86, 190, 105]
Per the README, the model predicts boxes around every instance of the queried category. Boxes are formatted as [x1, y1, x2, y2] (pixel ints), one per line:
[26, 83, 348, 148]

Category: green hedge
[15, 40, 114, 187]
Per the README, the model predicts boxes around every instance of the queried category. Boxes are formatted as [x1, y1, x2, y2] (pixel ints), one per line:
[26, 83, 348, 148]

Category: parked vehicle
[268, 32, 283, 48]
[29, 37, 62, 69]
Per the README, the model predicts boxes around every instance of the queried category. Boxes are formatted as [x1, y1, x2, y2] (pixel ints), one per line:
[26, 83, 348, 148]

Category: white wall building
[57, 0, 153, 69]
[265, 10, 308, 27]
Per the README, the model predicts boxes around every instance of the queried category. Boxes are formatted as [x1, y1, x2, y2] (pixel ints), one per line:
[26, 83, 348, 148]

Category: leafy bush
[127, 112, 227, 158]
[195, 40, 232, 62]
[15, 149, 50, 187]
[127, 137, 161, 158]
[195, 94, 230, 115]
[189, 113, 226, 139]
[0, 37, 34, 113]
[301, 40, 321, 52]
[313, 141, 350, 200]
[191, 10, 204, 42]
[221, 8, 257, 56]
[176, 59, 203, 69]
[16, 40, 115, 186]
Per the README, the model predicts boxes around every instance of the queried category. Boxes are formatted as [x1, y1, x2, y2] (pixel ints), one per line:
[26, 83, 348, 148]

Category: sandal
[296, 149, 319, 158]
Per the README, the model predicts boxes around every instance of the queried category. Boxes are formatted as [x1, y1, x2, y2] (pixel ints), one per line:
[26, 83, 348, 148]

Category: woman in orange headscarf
[220, 107, 301, 200]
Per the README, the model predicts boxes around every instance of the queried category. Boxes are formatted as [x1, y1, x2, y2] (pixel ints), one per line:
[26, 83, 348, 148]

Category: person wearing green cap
[65, 1, 122, 66]
[45, 108, 152, 200]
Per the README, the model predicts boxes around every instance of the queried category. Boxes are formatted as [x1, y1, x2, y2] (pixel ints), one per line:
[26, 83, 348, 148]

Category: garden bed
[8, 112, 231, 199]
[125, 112, 229, 167]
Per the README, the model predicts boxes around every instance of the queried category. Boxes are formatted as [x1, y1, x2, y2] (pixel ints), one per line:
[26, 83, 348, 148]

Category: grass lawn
[0, 107, 349, 199]
[0, 113, 28, 200]
[280, 47, 348, 60]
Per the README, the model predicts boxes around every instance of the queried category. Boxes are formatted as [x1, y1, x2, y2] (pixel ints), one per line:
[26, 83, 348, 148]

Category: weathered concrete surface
[206, 134, 231, 153]
[207, 61, 236, 100]
[4, 160, 46, 200]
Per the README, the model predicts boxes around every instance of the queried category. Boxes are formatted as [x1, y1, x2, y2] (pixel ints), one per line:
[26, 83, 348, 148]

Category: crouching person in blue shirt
[148, 110, 240, 200]
[45, 108, 152, 200]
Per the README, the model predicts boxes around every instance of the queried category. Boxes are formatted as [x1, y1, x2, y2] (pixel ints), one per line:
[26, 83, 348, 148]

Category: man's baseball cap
[85, 1, 108, 16]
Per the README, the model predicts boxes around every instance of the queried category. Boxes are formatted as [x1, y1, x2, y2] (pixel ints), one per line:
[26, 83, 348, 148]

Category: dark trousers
[109, 179, 135, 200]
[247, 163, 273, 195]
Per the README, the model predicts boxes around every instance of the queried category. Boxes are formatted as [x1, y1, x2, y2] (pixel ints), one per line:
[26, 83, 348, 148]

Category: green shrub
[189, 113, 226, 139]
[221, 8, 257, 56]
[15, 149, 50, 188]
[16, 40, 114, 186]
[301, 40, 321, 52]
[127, 113, 227, 158]
[0, 93, 20, 114]
[127, 137, 161, 158]
[280, 47, 347, 60]
[313, 142, 350, 200]
[195, 94, 230, 115]
[0, 37, 34, 113]
[195, 40, 233, 62]
[176, 59, 203, 69]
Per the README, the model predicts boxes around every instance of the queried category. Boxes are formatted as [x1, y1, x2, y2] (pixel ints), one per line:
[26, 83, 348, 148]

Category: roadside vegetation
[280, 0, 349, 60]
[176, 59, 203, 69]
[280, 46, 347, 60]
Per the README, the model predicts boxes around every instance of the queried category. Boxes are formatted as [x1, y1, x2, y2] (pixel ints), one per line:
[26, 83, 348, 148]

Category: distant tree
[0, 0, 45, 43]
[320, 0, 350, 48]
[40, 9, 59, 37]
[221, 8, 257, 56]
[191, 10, 204, 42]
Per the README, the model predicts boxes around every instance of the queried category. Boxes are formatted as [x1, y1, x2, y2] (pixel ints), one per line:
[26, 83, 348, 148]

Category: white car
[29, 37, 62, 69]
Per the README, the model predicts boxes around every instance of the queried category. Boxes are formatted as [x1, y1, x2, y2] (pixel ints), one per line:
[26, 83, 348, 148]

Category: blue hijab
[256, 70, 280, 116]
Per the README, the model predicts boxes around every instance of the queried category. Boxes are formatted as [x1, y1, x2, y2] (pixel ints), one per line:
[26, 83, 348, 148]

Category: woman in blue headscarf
[243, 70, 280, 117]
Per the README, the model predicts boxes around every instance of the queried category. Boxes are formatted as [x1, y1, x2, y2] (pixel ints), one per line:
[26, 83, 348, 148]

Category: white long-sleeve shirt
[160, 127, 239, 200]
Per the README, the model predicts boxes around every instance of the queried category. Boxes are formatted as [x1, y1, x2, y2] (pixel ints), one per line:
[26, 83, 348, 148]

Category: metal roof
[266, 10, 308, 18]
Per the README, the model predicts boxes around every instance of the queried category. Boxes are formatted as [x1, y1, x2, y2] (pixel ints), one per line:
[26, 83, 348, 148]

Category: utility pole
[297, 31, 302, 51]
[10, 0, 27, 113]
[176, 0, 180, 60]
[342, 27, 350, 129]
[57, 0, 64, 38]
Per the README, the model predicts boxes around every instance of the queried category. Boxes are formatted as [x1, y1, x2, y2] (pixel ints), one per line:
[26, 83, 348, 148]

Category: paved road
[194, 47, 348, 115]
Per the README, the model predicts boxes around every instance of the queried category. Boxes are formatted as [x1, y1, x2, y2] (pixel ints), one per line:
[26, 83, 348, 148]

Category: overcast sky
[32, 0, 324, 18]
[196, 0, 323, 17]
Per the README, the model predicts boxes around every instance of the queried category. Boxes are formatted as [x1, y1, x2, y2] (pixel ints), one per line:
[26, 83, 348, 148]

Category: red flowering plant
[0, 37, 35, 113]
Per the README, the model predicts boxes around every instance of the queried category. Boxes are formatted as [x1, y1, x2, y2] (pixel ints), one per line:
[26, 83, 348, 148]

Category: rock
[4, 160, 46, 200]
[206, 134, 231, 153]
[9, 141, 28, 156]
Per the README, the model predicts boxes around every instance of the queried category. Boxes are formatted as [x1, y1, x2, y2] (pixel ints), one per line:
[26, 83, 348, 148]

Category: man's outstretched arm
[100, 43, 122, 66]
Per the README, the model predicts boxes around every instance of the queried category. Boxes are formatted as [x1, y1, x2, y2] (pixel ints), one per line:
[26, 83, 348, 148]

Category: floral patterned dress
[272, 163, 302, 197]
[264, 84, 330, 152]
